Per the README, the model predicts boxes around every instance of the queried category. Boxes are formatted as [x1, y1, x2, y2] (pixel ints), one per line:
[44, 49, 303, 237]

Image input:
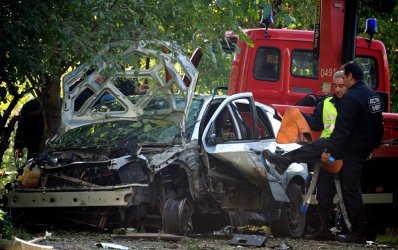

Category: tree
[0, 0, 263, 166]
[271, 0, 316, 29]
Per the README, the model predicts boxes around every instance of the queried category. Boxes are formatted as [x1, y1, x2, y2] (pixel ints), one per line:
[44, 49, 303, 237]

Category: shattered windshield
[51, 119, 181, 148]
[52, 96, 205, 149]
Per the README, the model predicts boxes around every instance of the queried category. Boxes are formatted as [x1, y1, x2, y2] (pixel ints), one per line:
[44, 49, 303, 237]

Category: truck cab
[228, 28, 390, 113]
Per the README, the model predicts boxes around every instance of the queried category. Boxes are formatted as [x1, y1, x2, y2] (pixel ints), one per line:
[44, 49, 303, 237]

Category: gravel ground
[12, 229, 397, 250]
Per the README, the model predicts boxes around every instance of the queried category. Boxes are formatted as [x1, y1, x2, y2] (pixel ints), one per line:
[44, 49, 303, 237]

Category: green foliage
[272, 0, 316, 29]
[1, 0, 261, 78]
[358, 2, 398, 112]
[0, 210, 29, 240]
[180, 237, 202, 250]
[196, 44, 234, 94]
[375, 233, 398, 245]
[0, 93, 31, 174]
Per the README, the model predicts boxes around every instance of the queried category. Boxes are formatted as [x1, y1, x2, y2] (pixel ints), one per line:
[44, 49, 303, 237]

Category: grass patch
[375, 227, 398, 245]
[375, 234, 398, 244]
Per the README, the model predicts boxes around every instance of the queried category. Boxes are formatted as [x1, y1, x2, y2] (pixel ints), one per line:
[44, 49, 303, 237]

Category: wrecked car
[2, 41, 308, 238]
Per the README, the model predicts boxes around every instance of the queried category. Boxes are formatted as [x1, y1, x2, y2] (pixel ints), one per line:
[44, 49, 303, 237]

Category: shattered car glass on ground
[2, 41, 308, 238]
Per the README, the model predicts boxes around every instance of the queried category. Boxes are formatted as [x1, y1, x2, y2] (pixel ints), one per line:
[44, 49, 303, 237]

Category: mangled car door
[202, 93, 274, 189]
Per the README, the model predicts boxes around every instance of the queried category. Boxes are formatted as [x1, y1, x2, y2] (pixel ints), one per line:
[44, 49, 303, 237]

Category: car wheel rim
[162, 198, 194, 235]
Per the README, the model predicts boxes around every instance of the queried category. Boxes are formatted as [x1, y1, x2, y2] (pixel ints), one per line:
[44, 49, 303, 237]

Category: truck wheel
[162, 198, 194, 235]
[270, 183, 306, 238]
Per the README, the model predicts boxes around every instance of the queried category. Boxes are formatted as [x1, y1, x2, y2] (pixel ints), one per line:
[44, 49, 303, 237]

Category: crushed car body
[2, 41, 308, 237]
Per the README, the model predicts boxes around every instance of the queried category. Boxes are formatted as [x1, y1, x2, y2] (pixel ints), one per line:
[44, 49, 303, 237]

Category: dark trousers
[340, 156, 366, 226]
[315, 161, 366, 226]
[286, 137, 328, 163]
[316, 167, 336, 216]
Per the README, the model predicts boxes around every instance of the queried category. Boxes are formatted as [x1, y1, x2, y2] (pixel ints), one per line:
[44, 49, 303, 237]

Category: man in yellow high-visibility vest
[302, 71, 347, 240]
[263, 70, 347, 240]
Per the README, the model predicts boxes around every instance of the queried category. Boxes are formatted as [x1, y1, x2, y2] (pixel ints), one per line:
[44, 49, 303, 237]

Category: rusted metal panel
[6, 184, 148, 208]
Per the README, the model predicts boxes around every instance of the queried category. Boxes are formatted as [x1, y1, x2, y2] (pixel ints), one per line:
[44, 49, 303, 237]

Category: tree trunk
[41, 77, 62, 149]
[0, 94, 20, 166]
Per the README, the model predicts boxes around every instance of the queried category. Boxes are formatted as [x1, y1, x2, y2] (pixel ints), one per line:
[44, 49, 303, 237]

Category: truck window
[291, 50, 318, 79]
[253, 47, 281, 82]
[354, 56, 378, 89]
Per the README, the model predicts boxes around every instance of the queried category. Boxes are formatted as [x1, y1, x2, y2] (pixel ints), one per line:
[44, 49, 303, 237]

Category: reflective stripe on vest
[320, 96, 337, 138]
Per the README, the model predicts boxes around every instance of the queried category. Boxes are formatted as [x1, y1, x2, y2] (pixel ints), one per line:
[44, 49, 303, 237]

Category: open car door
[201, 92, 276, 190]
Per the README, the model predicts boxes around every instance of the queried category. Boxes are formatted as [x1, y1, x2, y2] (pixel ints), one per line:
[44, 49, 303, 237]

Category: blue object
[305, 173, 312, 184]
[328, 155, 335, 162]
[300, 203, 309, 214]
[100, 93, 114, 102]
[260, 3, 274, 27]
[365, 18, 378, 35]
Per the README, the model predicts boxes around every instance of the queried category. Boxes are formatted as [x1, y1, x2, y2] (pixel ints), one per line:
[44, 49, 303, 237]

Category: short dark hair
[117, 78, 137, 95]
[342, 61, 363, 81]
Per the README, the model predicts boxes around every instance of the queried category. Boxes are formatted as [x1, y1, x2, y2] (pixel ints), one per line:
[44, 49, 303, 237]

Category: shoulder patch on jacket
[368, 96, 382, 113]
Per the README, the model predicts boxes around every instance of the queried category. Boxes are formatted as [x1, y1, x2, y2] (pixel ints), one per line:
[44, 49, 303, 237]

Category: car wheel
[162, 198, 194, 235]
[270, 183, 306, 238]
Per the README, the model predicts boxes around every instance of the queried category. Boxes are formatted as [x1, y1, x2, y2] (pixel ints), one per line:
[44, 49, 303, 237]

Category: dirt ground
[8, 229, 398, 250]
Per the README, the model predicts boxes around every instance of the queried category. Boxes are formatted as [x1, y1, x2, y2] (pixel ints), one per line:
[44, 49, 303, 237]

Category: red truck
[225, 0, 398, 233]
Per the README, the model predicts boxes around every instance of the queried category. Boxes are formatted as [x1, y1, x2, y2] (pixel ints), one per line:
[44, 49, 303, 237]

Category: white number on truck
[320, 68, 336, 77]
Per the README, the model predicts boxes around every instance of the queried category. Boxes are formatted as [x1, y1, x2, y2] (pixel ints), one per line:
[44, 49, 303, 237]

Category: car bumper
[4, 183, 149, 208]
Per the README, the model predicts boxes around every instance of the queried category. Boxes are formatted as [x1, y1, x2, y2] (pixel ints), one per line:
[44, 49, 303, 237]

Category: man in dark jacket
[322, 61, 384, 243]
[14, 98, 44, 159]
